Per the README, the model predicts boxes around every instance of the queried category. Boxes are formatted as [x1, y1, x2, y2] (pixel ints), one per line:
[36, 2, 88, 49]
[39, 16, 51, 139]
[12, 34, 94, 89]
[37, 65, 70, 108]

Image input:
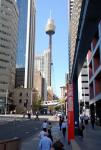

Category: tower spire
[50, 9, 52, 19]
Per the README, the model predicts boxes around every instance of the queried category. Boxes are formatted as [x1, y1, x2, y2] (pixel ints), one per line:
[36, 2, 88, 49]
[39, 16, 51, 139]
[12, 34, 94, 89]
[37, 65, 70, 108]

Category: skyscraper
[35, 49, 51, 101]
[16, 0, 36, 88]
[0, 0, 18, 112]
[68, 0, 82, 77]
[35, 49, 51, 86]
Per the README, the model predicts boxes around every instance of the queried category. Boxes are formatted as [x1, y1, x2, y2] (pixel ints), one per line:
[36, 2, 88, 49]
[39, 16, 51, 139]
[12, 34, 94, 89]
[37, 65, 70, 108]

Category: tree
[32, 96, 42, 113]
[54, 105, 61, 111]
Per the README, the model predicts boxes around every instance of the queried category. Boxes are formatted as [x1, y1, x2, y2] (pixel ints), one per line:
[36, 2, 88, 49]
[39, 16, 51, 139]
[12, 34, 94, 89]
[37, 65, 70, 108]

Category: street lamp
[5, 89, 8, 115]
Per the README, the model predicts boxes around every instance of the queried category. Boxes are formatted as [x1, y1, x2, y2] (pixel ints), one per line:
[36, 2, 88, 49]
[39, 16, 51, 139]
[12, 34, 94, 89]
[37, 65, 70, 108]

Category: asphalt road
[0, 119, 43, 141]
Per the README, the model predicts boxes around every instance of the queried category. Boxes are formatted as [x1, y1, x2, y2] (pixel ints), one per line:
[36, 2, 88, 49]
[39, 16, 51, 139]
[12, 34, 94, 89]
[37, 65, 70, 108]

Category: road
[0, 115, 56, 141]
[0, 118, 43, 140]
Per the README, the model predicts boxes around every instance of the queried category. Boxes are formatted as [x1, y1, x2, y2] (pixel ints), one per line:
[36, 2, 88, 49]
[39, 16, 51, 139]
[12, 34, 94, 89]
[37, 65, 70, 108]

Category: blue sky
[36, 0, 69, 97]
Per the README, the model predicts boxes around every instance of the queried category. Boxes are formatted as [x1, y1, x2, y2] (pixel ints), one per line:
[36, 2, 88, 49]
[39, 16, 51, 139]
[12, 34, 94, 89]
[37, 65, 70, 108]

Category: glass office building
[16, 0, 36, 88]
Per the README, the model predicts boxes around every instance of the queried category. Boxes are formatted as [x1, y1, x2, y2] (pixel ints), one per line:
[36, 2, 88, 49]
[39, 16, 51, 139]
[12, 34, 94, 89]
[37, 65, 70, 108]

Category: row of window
[0, 22, 9, 30]
[0, 29, 11, 36]
[0, 81, 8, 84]
[5, 0, 19, 17]
[0, 15, 18, 38]
[82, 81, 88, 83]
[0, 37, 10, 43]
[19, 92, 29, 97]
[0, 51, 9, 56]
[82, 87, 88, 89]
[82, 94, 89, 96]
[81, 74, 88, 77]
[0, 89, 6, 92]
[0, 43, 10, 49]
[19, 99, 29, 108]
[0, 66, 6, 69]
[5, 0, 13, 5]
[0, 58, 9, 63]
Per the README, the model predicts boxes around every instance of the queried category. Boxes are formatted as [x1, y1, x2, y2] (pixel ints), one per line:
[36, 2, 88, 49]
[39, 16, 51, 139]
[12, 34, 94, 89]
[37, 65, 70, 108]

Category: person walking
[39, 132, 52, 150]
[91, 116, 95, 129]
[48, 129, 53, 142]
[84, 115, 89, 126]
[61, 120, 66, 138]
[59, 116, 62, 131]
[42, 120, 48, 132]
[78, 122, 85, 138]
[48, 122, 52, 132]
[39, 129, 47, 139]
[51, 139, 64, 150]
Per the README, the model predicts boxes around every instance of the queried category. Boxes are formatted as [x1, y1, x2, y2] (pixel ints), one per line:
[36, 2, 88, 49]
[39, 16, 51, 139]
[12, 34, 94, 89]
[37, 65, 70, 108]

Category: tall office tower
[16, 0, 36, 88]
[35, 49, 51, 87]
[15, 68, 25, 88]
[78, 58, 89, 113]
[35, 54, 44, 76]
[68, 0, 82, 77]
[0, 0, 18, 111]
[35, 49, 51, 101]
[45, 16, 55, 86]
[43, 49, 51, 87]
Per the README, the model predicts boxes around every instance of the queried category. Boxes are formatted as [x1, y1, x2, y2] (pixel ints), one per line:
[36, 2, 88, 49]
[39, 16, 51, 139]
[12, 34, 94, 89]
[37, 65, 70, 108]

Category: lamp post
[5, 89, 8, 115]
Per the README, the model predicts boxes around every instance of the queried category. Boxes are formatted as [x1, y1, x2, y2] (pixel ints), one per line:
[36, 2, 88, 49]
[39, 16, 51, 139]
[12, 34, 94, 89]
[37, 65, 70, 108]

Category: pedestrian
[59, 116, 62, 131]
[91, 116, 95, 129]
[78, 122, 85, 138]
[61, 120, 66, 138]
[84, 115, 89, 125]
[39, 129, 47, 139]
[80, 114, 84, 124]
[51, 139, 64, 150]
[42, 120, 48, 132]
[39, 132, 52, 150]
[35, 111, 39, 120]
[48, 122, 52, 132]
[48, 129, 53, 142]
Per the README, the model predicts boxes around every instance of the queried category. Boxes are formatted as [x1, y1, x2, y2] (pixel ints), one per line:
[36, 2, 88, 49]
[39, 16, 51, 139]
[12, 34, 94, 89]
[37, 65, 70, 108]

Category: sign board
[67, 83, 74, 143]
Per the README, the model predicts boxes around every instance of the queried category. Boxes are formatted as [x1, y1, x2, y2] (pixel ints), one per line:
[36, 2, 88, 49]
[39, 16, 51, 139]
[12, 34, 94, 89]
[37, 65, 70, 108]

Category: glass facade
[16, 0, 28, 67]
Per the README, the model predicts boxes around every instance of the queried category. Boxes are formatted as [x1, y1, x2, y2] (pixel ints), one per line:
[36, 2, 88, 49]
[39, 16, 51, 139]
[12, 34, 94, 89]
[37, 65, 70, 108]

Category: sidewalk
[75, 124, 101, 150]
[21, 122, 70, 150]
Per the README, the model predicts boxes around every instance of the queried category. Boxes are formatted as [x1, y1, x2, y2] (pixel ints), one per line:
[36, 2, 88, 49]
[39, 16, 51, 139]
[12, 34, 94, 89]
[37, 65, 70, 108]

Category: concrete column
[73, 78, 79, 134]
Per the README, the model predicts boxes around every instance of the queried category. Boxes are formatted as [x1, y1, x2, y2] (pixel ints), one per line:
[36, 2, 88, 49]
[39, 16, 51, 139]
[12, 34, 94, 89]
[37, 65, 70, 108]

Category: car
[57, 111, 64, 117]
[57, 112, 62, 117]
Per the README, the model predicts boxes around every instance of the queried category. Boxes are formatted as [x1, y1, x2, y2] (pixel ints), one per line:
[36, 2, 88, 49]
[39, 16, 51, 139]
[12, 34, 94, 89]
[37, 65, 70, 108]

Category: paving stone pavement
[21, 122, 70, 150]
[75, 124, 101, 150]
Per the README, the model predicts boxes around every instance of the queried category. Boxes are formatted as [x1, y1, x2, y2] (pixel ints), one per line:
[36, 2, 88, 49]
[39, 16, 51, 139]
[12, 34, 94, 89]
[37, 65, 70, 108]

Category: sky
[36, 0, 69, 97]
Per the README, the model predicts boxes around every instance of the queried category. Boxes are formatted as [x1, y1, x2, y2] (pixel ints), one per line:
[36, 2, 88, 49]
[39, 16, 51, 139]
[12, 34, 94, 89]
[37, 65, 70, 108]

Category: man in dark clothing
[59, 116, 62, 131]
[91, 117, 95, 129]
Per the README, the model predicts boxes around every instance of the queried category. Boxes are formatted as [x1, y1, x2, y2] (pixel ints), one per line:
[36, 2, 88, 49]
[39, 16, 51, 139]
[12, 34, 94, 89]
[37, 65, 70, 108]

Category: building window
[26, 99, 28, 103]
[24, 100, 28, 108]
[82, 94, 89, 96]
[26, 93, 29, 96]
[19, 99, 22, 103]
[82, 81, 88, 83]
[81, 74, 88, 77]
[19, 92, 22, 96]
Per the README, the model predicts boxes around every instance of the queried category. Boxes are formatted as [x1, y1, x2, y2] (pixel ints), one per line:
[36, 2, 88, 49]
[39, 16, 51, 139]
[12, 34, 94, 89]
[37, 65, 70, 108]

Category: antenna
[50, 9, 52, 19]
